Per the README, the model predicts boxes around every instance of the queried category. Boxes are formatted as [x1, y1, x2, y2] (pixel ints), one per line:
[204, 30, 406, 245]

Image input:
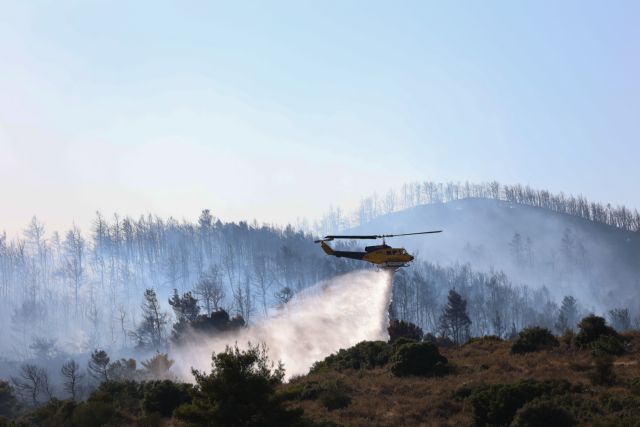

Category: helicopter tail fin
[319, 241, 335, 255]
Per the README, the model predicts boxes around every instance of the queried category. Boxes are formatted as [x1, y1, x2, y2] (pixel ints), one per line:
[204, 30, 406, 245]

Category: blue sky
[1, 1, 639, 235]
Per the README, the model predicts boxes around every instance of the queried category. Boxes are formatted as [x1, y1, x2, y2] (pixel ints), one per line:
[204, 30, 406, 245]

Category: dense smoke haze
[0, 181, 639, 393]
[172, 270, 392, 380]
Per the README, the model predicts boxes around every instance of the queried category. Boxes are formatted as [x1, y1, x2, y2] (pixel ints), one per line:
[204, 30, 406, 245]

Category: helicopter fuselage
[319, 241, 414, 269]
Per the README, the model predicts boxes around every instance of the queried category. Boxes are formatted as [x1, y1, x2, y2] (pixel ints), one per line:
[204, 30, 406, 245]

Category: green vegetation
[510, 327, 559, 354]
[2, 316, 640, 426]
[310, 341, 391, 373]
[574, 315, 622, 351]
[317, 380, 352, 411]
[0, 381, 17, 420]
[141, 380, 192, 417]
[388, 319, 423, 343]
[173, 343, 308, 426]
[510, 399, 576, 427]
[466, 335, 503, 345]
[390, 341, 448, 377]
[468, 379, 577, 426]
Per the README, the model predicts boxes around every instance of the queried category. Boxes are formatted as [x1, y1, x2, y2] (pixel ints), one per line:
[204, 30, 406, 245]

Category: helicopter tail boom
[319, 241, 335, 255]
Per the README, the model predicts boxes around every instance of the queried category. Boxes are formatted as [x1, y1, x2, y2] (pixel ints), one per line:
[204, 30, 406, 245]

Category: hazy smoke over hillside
[171, 270, 393, 380]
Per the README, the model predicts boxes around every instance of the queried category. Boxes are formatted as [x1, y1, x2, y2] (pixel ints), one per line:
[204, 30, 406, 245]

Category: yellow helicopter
[314, 231, 442, 270]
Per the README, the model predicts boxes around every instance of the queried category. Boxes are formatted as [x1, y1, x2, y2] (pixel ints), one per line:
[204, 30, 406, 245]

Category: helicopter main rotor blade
[323, 235, 379, 240]
[378, 231, 443, 238]
[319, 231, 442, 241]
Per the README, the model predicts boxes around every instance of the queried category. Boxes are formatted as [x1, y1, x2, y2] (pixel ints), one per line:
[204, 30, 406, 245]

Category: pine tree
[134, 289, 168, 351]
[439, 289, 472, 345]
[168, 289, 200, 343]
[555, 295, 578, 333]
[168, 289, 200, 323]
[142, 352, 175, 380]
[87, 349, 110, 383]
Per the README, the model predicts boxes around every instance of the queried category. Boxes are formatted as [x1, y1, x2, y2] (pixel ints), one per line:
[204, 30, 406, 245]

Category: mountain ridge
[350, 197, 640, 311]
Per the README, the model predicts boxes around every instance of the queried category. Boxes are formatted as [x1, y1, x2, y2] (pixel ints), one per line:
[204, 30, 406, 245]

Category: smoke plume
[171, 270, 393, 380]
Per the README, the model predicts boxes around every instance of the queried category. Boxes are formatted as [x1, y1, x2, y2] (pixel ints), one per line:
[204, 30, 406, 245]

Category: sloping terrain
[282, 334, 640, 427]
[351, 198, 640, 310]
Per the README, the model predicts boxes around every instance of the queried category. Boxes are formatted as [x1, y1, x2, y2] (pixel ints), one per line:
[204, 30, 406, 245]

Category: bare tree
[194, 266, 225, 314]
[63, 225, 85, 315]
[61, 360, 83, 401]
[608, 308, 631, 332]
[274, 286, 294, 308]
[11, 364, 50, 406]
[252, 252, 272, 316]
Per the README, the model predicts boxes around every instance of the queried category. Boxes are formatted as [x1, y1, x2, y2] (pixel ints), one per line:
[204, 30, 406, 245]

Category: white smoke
[171, 269, 393, 380]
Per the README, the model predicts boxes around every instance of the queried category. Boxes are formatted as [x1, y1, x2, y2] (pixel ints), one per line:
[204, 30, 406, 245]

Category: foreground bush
[142, 380, 192, 417]
[510, 399, 576, 427]
[0, 381, 17, 419]
[310, 341, 391, 373]
[469, 379, 576, 426]
[511, 327, 559, 354]
[574, 315, 622, 354]
[318, 380, 352, 411]
[87, 380, 143, 414]
[388, 320, 423, 343]
[173, 343, 307, 426]
[390, 341, 448, 377]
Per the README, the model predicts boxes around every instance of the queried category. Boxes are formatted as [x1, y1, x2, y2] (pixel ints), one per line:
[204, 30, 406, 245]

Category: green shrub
[13, 399, 76, 427]
[88, 380, 143, 414]
[0, 381, 17, 419]
[318, 380, 352, 411]
[469, 379, 574, 426]
[424, 333, 456, 348]
[134, 412, 162, 427]
[451, 384, 475, 401]
[72, 401, 120, 427]
[590, 335, 625, 356]
[174, 344, 305, 427]
[574, 315, 620, 349]
[390, 341, 448, 377]
[310, 341, 391, 373]
[510, 327, 559, 354]
[142, 380, 192, 417]
[511, 399, 576, 427]
[281, 381, 328, 402]
[466, 335, 503, 346]
[388, 320, 423, 343]
[391, 337, 418, 349]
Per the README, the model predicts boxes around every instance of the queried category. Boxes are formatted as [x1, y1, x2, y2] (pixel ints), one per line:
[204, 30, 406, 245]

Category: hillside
[281, 331, 640, 426]
[4, 323, 640, 426]
[351, 198, 640, 311]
